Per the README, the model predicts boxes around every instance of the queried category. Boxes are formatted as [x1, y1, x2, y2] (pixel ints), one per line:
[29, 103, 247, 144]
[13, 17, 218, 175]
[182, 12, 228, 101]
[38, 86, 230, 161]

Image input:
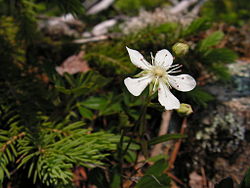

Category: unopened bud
[172, 42, 189, 56]
[176, 103, 193, 116]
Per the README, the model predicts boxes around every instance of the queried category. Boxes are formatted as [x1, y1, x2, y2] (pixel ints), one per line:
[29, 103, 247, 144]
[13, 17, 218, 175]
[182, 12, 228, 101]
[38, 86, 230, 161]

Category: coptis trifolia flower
[124, 47, 196, 110]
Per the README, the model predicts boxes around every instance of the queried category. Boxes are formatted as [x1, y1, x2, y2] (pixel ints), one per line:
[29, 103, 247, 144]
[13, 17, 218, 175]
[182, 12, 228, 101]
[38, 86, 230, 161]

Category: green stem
[118, 128, 125, 188]
[118, 94, 152, 186]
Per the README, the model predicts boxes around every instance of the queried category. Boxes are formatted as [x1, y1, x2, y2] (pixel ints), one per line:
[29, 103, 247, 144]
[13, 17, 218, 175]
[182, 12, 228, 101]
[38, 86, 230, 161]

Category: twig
[0, 132, 26, 152]
[73, 35, 108, 44]
[167, 172, 185, 185]
[168, 118, 187, 170]
[150, 110, 173, 157]
[201, 167, 207, 187]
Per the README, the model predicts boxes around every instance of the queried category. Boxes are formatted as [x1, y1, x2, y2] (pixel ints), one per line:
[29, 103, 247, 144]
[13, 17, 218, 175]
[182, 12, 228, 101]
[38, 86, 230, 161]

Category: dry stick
[168, 118, 187, 170]
[73, 35, 108, 44]
[165, 118, 187, 187]
[167, 172, 185, 185]
[201, 167, 208, 188]
[150, 110, 173, 157]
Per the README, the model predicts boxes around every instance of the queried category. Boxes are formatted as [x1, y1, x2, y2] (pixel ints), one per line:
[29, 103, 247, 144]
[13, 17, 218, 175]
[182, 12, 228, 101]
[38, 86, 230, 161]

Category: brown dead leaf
[56, 51, 90, 75]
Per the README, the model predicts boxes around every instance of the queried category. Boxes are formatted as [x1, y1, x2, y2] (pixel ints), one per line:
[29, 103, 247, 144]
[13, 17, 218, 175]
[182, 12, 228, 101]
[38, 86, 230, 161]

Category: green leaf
[147, 154, 168, 163]
[182, 17, 211, 37]
[100, 102, 121, 116]
[80, 97, 106, 110]
[198, 31, 224, 52]
[145, 159, 168, 176]
[124, 150, 137, 163]
[148, 134, 186, 145]
[204, 48, 238, 64]
[55, 71, 110, 96]
[210, 63, 231, 81]
[77, 105, 94, 120]
[135, 174, 170, 188]
[187, 88, 215, 107]
[110, 171, 121, 188]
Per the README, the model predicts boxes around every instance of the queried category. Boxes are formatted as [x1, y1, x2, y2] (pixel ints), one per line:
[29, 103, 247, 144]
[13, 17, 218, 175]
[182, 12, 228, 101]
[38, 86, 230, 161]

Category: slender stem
[122, 95, 151, 156]
[118, 128, 125, 188]
[118, 94, 152, 187]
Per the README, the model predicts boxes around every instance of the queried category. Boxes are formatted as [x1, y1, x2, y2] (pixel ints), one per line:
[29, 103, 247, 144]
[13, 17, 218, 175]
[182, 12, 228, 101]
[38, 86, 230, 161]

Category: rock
[179, 60, 250, 184]
[86, 0, 114, 15]
[92, 19, 117, 36]
[39, 14, 85, 38]
[120, 7, 195, 34]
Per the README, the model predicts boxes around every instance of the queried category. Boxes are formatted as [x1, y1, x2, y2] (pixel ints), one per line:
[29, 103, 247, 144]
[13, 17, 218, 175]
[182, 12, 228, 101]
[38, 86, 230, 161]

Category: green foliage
[114, 0, 167, 15]
[196, 31, 238, 80]
[203, 48, 238, 64]
[181, 17, 211, 37]
[187, 88, 215, 107]
[49, 0, 84, 15]
[54, 71, 110, 96]
[198, 31, 225, 52]
[0, 16, 25, 63]
[201, 0, 250, 25]
[85, 42, 136, 75]
[135, 159, 170, 188]
[0, 108, 118, 186]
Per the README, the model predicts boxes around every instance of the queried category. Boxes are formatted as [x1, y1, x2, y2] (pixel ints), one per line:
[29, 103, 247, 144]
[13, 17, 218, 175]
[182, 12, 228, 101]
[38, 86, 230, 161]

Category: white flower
[124, 47, 196, 110]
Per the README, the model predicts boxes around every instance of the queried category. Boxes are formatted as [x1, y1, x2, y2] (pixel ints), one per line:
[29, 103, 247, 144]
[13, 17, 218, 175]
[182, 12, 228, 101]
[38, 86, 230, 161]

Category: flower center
[152, 66, 166, 78]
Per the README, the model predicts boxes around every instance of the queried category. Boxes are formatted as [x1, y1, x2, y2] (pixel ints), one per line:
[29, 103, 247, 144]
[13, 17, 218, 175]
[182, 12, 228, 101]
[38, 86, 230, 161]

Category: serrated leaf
[182, 17, 211, 37]
[187, 88, 215, 107]
[204, 48, 238, 64]
[198, 31, 224, 52]
[210, 63, 231, 81]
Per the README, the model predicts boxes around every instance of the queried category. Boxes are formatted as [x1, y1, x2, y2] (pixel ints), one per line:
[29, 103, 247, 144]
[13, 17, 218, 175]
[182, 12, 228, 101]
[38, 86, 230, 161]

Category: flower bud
[176, 103, 193, 116]
[172, 42, 189, 56]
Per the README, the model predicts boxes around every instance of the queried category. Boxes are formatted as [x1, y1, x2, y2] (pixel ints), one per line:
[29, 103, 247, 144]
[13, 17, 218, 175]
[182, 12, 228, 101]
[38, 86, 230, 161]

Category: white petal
[168, 74, 196, 92]
[124, 75, 152, 96]
[158, 81, 180, 110]
[126, 47, 151, 70]
[155, 49, 173, 68]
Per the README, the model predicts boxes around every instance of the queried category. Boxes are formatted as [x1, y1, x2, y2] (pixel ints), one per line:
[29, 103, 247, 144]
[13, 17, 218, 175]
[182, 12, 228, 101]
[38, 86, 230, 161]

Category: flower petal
[158, 81, 180, 110]
[124, 75, 153, 96]
[126, 47, 151, 70]
[155, 49, 173, 68]
[168, 74, 196, 92]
